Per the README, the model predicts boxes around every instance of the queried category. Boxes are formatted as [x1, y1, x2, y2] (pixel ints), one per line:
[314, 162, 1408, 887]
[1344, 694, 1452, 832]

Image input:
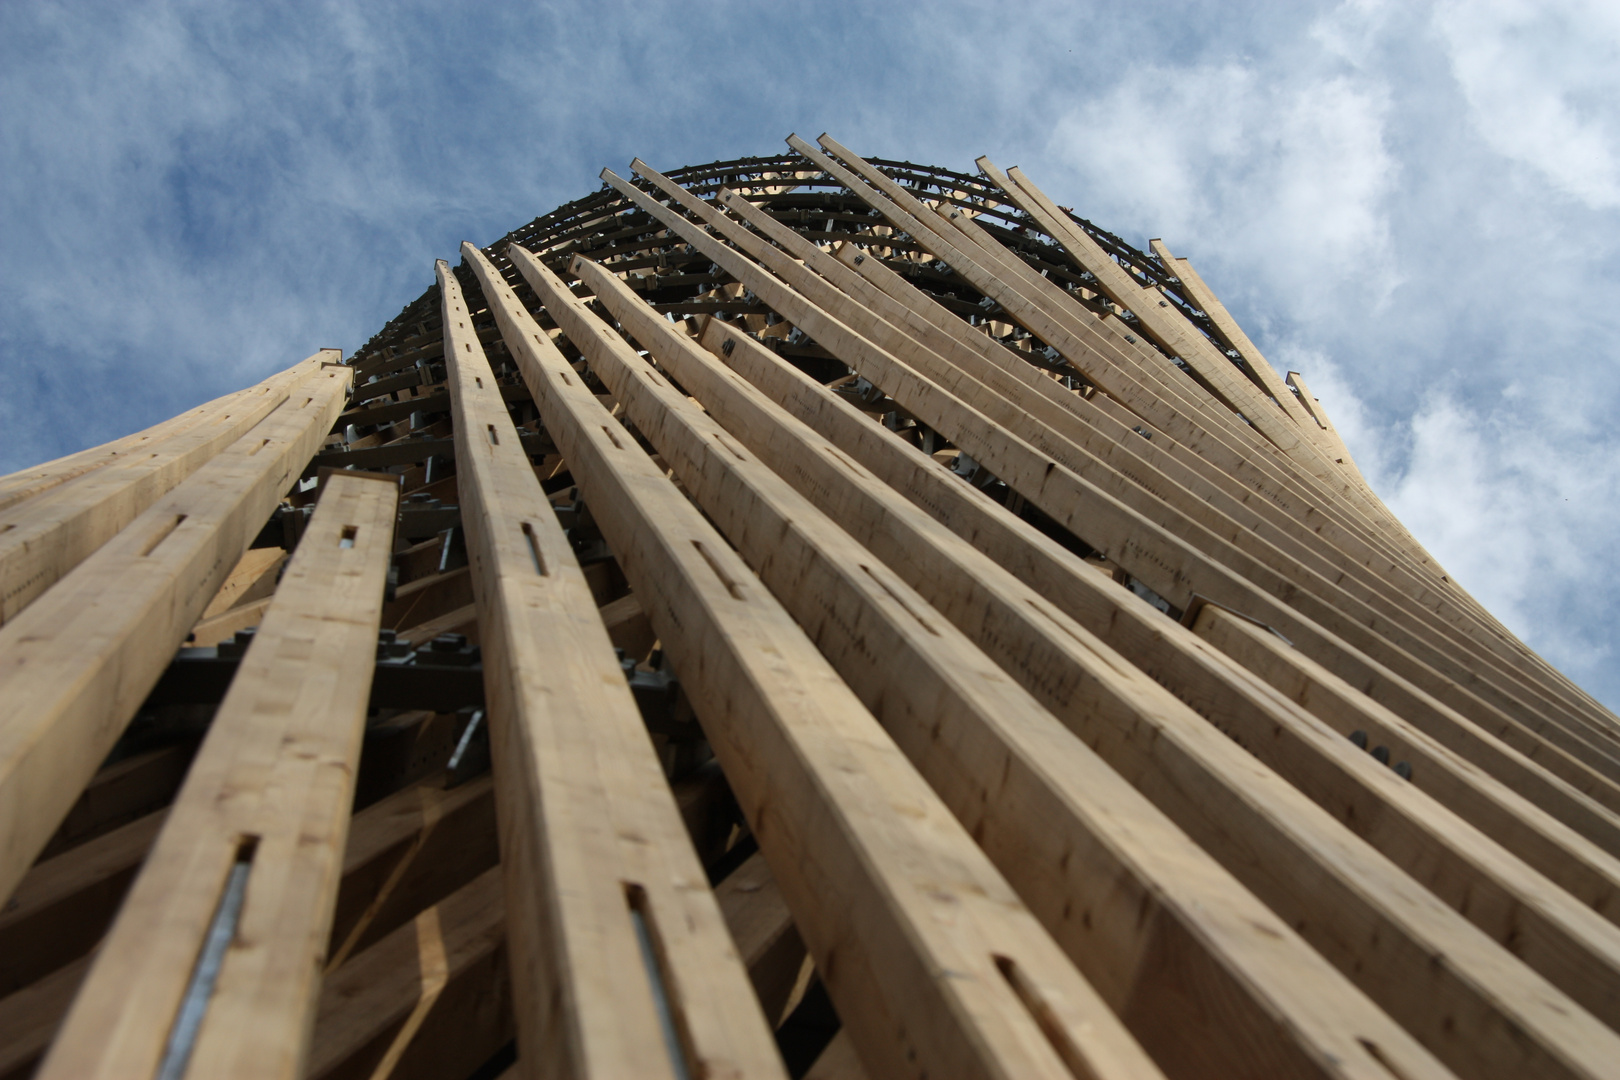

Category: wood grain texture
[0, 358, 351, 908]
[37, 469, 398, 1080]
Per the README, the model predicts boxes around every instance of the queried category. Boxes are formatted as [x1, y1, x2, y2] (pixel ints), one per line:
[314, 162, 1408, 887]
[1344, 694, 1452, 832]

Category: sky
[3, 0, 1617, 710]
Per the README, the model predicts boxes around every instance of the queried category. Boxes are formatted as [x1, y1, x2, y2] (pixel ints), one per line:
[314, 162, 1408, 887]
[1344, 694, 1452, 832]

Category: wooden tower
[3, 136, 1618, 1080]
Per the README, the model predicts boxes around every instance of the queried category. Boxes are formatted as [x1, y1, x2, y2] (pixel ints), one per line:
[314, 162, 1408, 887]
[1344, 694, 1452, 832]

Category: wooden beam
[37, 470, 398, 1080]
[478, 241, 1164, 1080]
[684, 177, 1598, 745]
[0, 364, 321, 515]
[1190, 603, 1620, 920]
[0, 358, 352, 906]
[566, 253, 1453, 1080]
[687, 318, 1620, 1079]
[0, 354, 327, 625]
[798, 134, 1396, 543]
[603, 165, 1620, 804]
[1145, 239, 1327, 441]
[438, 257, 785, 1080]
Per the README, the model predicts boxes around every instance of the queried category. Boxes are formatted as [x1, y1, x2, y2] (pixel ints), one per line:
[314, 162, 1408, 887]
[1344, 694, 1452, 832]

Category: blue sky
[3, 0, 1618, 710]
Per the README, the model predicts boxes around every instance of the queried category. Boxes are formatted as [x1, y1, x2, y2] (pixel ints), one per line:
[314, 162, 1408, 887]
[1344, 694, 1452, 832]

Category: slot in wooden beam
[437, 259, 784, 1080]
[473, 241, 1164, 1080]
[0, 359, 352, 907]
[0, 354, 328, 625]
[37, 470, 398, 1080]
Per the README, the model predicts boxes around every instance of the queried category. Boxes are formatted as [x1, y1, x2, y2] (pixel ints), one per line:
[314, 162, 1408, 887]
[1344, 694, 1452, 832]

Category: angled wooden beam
[37, 470, 398, 1080]
[680, 177, 1601, 747]
[685, 318, 1620, 1079]
[438, 258, 784, 1080]
[975, 159, 1340, 472]
[475, 242, 1165, 1080]
[1189, 603, 1620, 918]
[600, 164, 1620, 810]
[0, 354, 328, 625]
[1145, 240, 1325, 438]
[799, 134, 1394, 541]
[0, 365, 322, 515]
[567, 253, 1453, 1080]
[0, 358, 352, 906]
[694, 313, 1620, 859]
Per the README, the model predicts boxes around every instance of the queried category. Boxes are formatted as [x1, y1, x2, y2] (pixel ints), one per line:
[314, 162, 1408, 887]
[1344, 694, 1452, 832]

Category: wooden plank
[697, 314, 1620, 863]
[438, 258, 784, 1080]
[839, 236, 1619, 757]
[37, 471, 396, 1080]
[592, 273, 1620, 1043]
[0, 364, 318, 515]
[1190, 603, 1620, 920]
[0, 354, 326, 625]
[605, 165, 1620, 798]
[478, 242, 1164, 1080]
[688, 317, 1620, 1079]
[0, 359, 352, 907]
[798, 134, 1400, 546]
[696, 171, 1464, 647]
[1145, 240, 1327, 440]
[564, 253, 1455, 1080]
[980, 163, 1326, 456]
[683, 179, 1595, 742]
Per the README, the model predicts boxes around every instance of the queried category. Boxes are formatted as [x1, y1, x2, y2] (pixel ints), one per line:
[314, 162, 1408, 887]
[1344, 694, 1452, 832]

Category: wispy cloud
[2, 0, 1615, 707]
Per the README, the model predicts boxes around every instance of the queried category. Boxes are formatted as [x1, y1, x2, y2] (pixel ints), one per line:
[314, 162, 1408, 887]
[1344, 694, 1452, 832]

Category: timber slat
[488, 241, 1166, 1080]
[0, 359, 351, 906]
[443, 255, 785, 1080]
[2, 139, 1615, 1080]
[38, 470, 399, 1080]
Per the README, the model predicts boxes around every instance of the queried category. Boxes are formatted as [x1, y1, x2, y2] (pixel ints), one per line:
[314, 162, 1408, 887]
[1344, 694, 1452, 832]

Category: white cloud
[1435, 0, 1620, 210]
[1042, 56, 1399, 320]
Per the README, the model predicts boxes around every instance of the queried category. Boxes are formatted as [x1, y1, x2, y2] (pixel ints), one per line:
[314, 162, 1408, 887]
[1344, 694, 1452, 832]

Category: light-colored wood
[570, 253, 1453, 1080]
[979, 159, 1346, 482]
[305, 867, 507, 1080]
[685, 176, 1599, 747]
[697, 312, 1620, 868]
[1145, 240, 1327, 441]
[0, 355, 322, 625]
[197, 546, 287, 621]
[606, 163, 1620, 807]
[0, 358, 351, 907]
[696, 175, 1516, 684]
[587, 264, 1620, 1041]
[798, 134, 1401, 549]
[795, 238, 1620, 834]
[487, 241, 1166, 1080]
[38, 470, 398, 1080]
[0, 368, 311, 514]
[1190, 604, 1620, 921]
[687, 317, 1620, 1080]
[440, 257, 784, 1080]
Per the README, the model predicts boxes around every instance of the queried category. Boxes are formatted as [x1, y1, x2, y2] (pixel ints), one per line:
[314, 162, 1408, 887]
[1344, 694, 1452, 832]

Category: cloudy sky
[3, 0, 1617, 709]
